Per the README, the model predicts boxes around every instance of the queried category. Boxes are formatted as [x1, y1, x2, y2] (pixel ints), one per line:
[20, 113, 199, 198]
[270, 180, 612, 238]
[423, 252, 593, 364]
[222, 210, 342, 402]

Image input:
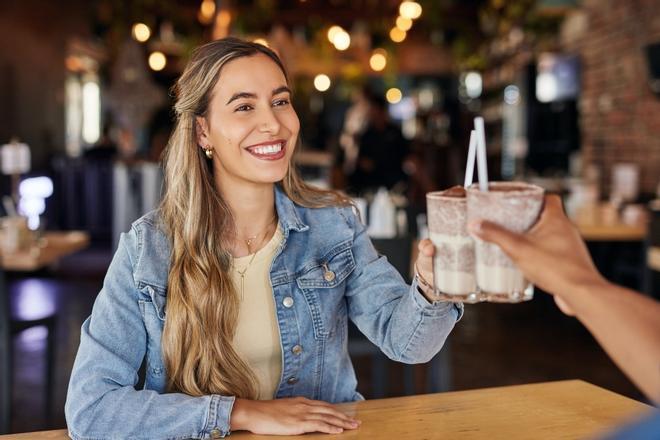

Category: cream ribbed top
[230, 226, 283, 400]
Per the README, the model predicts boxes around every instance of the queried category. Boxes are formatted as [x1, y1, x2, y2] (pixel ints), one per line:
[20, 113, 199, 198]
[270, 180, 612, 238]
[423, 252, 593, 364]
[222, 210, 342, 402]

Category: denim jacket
[65, 186, 463, 440]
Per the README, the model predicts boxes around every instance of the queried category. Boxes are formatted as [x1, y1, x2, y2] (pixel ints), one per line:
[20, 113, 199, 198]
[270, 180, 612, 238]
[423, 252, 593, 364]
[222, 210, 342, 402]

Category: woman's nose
[258, 108, 281, 134]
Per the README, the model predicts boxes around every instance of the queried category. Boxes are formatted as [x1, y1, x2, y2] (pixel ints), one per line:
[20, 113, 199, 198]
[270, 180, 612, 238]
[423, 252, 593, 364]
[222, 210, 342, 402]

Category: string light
[395, 16, 412, 31]
[314, 74, 331, 92]
[132, 23, 151, 42]
[386, 88, 403, 104]
[390, 27, 406, 43]
[369, 49, 387, 71]
[399, 1, 422, 20]
[327, 25, 343, 44]
[333, 30, 351, 50]
[148, 52, 166, 71]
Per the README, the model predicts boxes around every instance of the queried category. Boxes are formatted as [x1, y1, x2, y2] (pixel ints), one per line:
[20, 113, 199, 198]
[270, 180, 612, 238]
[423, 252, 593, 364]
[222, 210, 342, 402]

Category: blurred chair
[0, 270, 56, 433]
[347, 235, 452, 398]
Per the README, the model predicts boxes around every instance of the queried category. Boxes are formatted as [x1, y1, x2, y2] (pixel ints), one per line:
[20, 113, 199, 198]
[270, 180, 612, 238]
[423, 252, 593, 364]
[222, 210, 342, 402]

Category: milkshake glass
[467, 182, 544, 302]
[426, 186, 478, 302]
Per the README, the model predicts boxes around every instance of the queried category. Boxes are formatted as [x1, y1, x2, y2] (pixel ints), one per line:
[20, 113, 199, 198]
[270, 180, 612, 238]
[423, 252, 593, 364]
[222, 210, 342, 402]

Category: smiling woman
[63, 37, 462, 440]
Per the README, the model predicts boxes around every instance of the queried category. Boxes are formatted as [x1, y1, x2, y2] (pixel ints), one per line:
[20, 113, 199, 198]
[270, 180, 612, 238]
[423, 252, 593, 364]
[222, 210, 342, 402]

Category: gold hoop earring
[204, 146, 213, 159]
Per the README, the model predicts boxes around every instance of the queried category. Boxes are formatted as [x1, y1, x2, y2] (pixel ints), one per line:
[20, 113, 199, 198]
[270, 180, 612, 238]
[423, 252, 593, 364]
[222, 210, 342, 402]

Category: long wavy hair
[159, 37, 350, 399]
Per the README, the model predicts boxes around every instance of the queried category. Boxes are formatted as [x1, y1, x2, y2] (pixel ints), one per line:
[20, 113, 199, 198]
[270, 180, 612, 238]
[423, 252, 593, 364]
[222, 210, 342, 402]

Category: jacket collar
[274, 184, 309, 233]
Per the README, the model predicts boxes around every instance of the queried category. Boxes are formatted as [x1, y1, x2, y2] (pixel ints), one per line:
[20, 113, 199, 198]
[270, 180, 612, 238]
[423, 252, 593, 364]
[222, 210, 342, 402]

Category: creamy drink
[466, 182, 544, 302]
[426, 187, 478, 302]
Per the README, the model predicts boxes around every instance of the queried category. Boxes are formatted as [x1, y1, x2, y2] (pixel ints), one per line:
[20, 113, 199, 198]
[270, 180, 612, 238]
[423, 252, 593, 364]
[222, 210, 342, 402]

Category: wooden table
[1, 380, 653, 439]
[576, 222, 647, 242]
[0, 231, 90, 271]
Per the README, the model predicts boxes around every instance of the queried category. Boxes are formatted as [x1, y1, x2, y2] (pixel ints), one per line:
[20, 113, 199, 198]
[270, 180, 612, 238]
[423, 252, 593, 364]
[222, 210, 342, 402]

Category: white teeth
[252, 142, 283, 155]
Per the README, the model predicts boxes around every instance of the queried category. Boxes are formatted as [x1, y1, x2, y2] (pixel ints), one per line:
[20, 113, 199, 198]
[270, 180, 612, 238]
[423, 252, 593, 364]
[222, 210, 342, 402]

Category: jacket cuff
[411, 276, 464, 321]
[203, 395, 236, 438]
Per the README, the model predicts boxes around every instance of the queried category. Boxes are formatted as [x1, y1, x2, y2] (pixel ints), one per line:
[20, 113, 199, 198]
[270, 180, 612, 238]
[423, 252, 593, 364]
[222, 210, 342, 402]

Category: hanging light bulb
[395, 16, 412, 31]
[333, 30, 351, 50]
[390, 27, 406, 43]
[386, 88, 402, 104]
[314, 74, 331, 92]
[148, 52, 167, 71]
[132, 23, 151, 42]
[198, 0, 216, 25]
[399, 1, 422, 20]
[369, 49, 387, 71]
[327, 25, 343, 44]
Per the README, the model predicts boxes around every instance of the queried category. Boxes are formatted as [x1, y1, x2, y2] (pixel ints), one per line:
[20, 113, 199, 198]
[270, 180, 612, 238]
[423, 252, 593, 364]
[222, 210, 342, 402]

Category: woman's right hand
[230, 397, 361, 435]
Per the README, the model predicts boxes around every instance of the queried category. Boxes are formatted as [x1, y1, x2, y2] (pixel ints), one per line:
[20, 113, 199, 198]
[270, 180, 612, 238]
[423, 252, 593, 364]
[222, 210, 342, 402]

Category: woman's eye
[235, 104, 253, 112]
[273, 99, 290, 107]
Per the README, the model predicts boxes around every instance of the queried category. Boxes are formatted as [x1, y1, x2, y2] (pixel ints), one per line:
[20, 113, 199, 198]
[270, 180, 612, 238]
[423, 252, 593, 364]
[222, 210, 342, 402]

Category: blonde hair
[160, 37, 350, 399]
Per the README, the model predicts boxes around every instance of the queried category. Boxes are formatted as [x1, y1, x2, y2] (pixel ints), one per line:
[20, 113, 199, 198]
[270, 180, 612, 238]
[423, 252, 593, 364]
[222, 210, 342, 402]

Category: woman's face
[197, 53, 299, 190]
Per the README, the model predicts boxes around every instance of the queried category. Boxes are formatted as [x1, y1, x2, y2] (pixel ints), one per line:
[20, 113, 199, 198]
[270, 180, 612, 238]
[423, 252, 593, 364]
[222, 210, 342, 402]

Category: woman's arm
[341, 207, 462, 364]
[65, 229, 234, 439]
[469, 195, 660, 402]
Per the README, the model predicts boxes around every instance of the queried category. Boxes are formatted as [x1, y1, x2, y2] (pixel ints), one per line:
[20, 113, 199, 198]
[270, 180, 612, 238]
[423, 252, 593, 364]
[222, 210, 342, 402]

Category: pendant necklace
[234, 215, 277, 301]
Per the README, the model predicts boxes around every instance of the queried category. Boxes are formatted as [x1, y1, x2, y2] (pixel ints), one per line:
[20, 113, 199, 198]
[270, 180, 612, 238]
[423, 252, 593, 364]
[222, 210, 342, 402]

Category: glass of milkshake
[466, 182, 545, 302]
[426, 186, 479, 302]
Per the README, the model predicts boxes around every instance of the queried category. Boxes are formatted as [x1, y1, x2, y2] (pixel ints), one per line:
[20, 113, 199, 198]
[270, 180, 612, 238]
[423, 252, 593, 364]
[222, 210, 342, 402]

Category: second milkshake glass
[466, 182, 545, 302]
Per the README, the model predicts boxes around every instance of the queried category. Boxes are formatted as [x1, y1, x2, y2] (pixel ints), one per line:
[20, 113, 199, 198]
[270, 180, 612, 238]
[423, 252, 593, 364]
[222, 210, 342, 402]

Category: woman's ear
[195, 116, 209, 147]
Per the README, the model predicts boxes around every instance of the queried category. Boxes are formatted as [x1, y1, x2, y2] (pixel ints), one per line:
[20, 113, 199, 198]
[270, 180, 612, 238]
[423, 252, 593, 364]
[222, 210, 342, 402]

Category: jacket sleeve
[65, 228, 234, 440]
[341, 206, 463, 364]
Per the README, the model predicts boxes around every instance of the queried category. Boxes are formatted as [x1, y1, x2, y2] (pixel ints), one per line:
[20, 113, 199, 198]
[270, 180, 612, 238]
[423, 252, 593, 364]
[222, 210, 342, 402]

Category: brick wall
[561, 0, 660, 195]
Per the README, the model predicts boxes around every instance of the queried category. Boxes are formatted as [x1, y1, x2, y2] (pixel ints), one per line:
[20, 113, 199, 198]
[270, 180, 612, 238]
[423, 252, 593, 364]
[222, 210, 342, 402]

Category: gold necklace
[233, 215, 277, 301]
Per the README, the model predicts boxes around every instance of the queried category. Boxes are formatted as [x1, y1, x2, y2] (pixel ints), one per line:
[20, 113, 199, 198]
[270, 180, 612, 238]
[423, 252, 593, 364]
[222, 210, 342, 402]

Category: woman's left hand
[414, 239, 436, 301]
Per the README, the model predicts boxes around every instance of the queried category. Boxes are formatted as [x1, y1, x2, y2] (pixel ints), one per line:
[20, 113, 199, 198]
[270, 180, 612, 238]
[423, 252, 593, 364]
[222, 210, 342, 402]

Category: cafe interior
[1, 0, 659, 438]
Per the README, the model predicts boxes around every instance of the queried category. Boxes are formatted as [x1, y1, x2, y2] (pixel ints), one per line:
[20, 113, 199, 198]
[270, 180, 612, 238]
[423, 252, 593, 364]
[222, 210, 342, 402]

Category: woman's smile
[245, 139, 287, 160]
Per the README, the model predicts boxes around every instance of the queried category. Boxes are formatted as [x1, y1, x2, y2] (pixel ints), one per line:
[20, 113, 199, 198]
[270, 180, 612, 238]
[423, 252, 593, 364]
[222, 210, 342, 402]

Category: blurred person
[348, 94, 409, 195]
[65, 37, 461, 439]
[83, 122, 117, 162]
[468, 195, 660, 403]
[338, 86, 370, 176]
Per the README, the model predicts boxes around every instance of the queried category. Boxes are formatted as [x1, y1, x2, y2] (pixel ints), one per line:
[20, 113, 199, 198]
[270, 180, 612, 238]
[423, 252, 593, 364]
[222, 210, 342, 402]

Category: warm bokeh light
[333, 30, 351, 50]
[314, 74, 331, 92]
[399, 1, 422, 20]
[148, 51, 167, 71]
[390, 27, 407, 43]
[132, 23, 151, 42]
[396, 16, 413, 31]
[198, 0, 216, 24]
[327, 25, 343, 44]
[253, 38, 269, 47]
[369, 51, 387, 71]
[386, 88, 402, 104]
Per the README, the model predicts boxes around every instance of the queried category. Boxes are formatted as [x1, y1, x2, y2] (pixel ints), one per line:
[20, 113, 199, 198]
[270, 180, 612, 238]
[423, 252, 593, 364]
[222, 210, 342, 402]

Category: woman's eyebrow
[226, 92, 256, 105]
[272, 86, 292, 96]
[226, 86, 291, 105]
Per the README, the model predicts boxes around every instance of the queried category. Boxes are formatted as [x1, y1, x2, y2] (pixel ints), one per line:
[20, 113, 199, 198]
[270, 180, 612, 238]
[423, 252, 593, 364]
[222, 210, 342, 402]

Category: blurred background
[0, 0, 659, 434]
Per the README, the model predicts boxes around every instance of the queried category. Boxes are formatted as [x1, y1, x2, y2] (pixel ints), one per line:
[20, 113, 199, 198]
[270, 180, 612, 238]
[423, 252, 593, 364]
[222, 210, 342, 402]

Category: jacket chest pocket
[296, 245, 355, 340]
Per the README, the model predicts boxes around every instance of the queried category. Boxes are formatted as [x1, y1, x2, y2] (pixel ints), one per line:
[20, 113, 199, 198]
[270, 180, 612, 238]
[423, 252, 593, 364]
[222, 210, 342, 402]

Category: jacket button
[287, 376, 299, 385]
[210, 428, 222, 439]
[323, 270, 336, 282]
[292, 344, 303, 355]
[283, 296, 294, 308]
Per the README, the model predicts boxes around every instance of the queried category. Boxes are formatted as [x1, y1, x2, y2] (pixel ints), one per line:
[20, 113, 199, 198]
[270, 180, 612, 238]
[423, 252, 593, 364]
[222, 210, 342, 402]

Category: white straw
[463, 130, 477, 188]
[474, 116, 489, 192]
[2, 196, 17, 217]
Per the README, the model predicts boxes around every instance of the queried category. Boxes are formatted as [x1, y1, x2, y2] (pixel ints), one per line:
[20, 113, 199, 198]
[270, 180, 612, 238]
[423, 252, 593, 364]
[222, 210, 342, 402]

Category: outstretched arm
[468, 195, 660, 402]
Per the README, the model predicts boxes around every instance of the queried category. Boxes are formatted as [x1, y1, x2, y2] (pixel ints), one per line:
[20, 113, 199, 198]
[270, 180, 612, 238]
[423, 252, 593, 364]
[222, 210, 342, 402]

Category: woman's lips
[245, 141, 286, 161]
